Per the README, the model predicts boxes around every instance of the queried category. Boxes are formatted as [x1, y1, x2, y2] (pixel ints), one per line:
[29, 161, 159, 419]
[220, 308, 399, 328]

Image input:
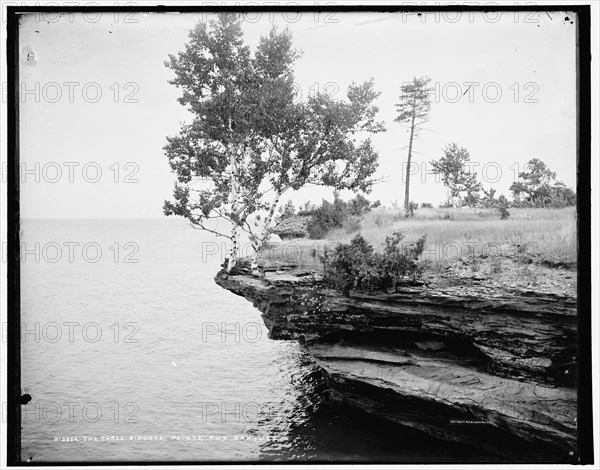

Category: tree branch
[190, 221, 232, 240]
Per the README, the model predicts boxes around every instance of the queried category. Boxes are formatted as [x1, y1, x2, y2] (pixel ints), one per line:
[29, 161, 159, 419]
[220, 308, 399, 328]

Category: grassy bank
[328, 206, 577, 269]
[259, 207, 577, 275]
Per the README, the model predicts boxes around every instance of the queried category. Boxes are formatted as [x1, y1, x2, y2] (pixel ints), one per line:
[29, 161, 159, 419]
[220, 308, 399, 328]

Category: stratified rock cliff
[215, 265, 579, 462]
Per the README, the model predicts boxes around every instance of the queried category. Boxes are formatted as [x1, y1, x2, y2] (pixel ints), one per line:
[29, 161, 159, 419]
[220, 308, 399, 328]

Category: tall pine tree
[394, 76, 432, 212]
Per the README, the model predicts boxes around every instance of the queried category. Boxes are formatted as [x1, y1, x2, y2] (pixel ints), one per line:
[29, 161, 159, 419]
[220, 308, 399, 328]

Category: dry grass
[326, 207, 577, 268]
[259, 238, 335, 269]
[259, 206, 577, 272]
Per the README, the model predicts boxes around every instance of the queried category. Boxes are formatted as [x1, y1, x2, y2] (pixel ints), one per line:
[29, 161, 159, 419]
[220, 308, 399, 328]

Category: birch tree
[245, 77, 385, 271]
[164, 14, 384, 272]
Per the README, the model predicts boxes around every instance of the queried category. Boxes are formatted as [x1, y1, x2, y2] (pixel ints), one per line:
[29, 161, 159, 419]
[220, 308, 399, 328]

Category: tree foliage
[509, 158, 575, 207]
[480, 187, 497, 208]
[395, 77, 432, 123]
[304, 191, 380, 239]
[429, 143, 482, 207]
[163, 14, 385, 270]
[276, 200, 296, 221]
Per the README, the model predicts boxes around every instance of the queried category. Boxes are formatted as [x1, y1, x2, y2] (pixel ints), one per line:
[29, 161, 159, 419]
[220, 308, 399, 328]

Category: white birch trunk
[250, 190, 282, 276]
[227, 141, 239, 272]
[227, 224, 239, 272]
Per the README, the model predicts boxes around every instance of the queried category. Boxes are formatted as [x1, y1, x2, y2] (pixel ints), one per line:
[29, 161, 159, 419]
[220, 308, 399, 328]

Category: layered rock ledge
[215, 265, 578, 460]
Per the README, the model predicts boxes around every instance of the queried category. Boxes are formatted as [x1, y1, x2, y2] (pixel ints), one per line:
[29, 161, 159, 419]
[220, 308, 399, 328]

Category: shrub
[511, 186, 576, 209]
[481, 188, 498, 208]
[320, 234, 380, 292]
[496, 195, 510, 220]
[461, 192, 481, 208]
[297, 201, 316, 216]
[277, 200, 296, 220]
[306, 195, 348, 238]
[304, 192, 380, 239]
[381, 232, 427, 288]
[404, 201, 419, 218]
[347, 194, 372, 216]
[321, 232, 426, 293]
[420, 202, 433, 208]
[344, 216, 363, 233]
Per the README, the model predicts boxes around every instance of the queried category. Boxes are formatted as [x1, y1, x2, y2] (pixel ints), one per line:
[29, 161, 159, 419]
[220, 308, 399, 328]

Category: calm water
[19, 218, 476, 463]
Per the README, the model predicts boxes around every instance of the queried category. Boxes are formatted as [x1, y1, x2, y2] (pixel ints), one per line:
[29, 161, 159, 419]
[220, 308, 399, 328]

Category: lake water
[19, 218, 480, 463]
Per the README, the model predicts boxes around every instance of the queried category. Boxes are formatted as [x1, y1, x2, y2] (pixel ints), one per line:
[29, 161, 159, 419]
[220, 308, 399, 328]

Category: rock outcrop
[215, 265, 579, 461]
[271, 215, 310, 239]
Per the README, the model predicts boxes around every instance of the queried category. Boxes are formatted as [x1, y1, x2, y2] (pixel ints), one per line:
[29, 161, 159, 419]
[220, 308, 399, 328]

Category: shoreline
[215, 263, 579, 461]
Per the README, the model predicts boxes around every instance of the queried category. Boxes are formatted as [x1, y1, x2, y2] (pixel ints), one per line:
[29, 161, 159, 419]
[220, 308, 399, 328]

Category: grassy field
[328, 207, 577, 267]
[258, 207, 577, 273]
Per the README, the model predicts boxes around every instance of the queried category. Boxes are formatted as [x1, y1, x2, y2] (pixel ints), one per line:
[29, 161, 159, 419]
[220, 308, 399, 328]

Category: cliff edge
[215, 264, 579, 461]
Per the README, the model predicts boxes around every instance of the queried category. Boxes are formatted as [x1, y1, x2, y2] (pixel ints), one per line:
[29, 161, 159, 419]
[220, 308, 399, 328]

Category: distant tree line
[428, 145, 576, 212]
[394, 77, 575, 217]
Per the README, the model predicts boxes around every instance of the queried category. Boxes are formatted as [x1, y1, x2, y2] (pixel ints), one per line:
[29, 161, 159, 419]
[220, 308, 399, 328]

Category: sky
[15, 9, 578, 218]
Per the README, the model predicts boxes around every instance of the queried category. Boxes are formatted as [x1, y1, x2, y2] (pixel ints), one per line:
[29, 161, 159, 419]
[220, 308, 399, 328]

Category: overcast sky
[17, 9, 577, 218]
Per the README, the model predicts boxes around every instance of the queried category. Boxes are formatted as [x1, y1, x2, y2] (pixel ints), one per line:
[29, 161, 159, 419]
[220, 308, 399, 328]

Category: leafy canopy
[509, 158, 575, 208]
[163, 14, 385, 245]
[429, 143, 482, 206]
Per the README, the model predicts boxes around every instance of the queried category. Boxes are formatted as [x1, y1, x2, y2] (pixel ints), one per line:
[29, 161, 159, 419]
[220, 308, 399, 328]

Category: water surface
[19, 218, 483, 463]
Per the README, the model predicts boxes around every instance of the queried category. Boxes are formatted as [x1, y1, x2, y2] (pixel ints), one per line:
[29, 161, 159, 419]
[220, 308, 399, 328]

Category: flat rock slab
[308, 342, 576, 454]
